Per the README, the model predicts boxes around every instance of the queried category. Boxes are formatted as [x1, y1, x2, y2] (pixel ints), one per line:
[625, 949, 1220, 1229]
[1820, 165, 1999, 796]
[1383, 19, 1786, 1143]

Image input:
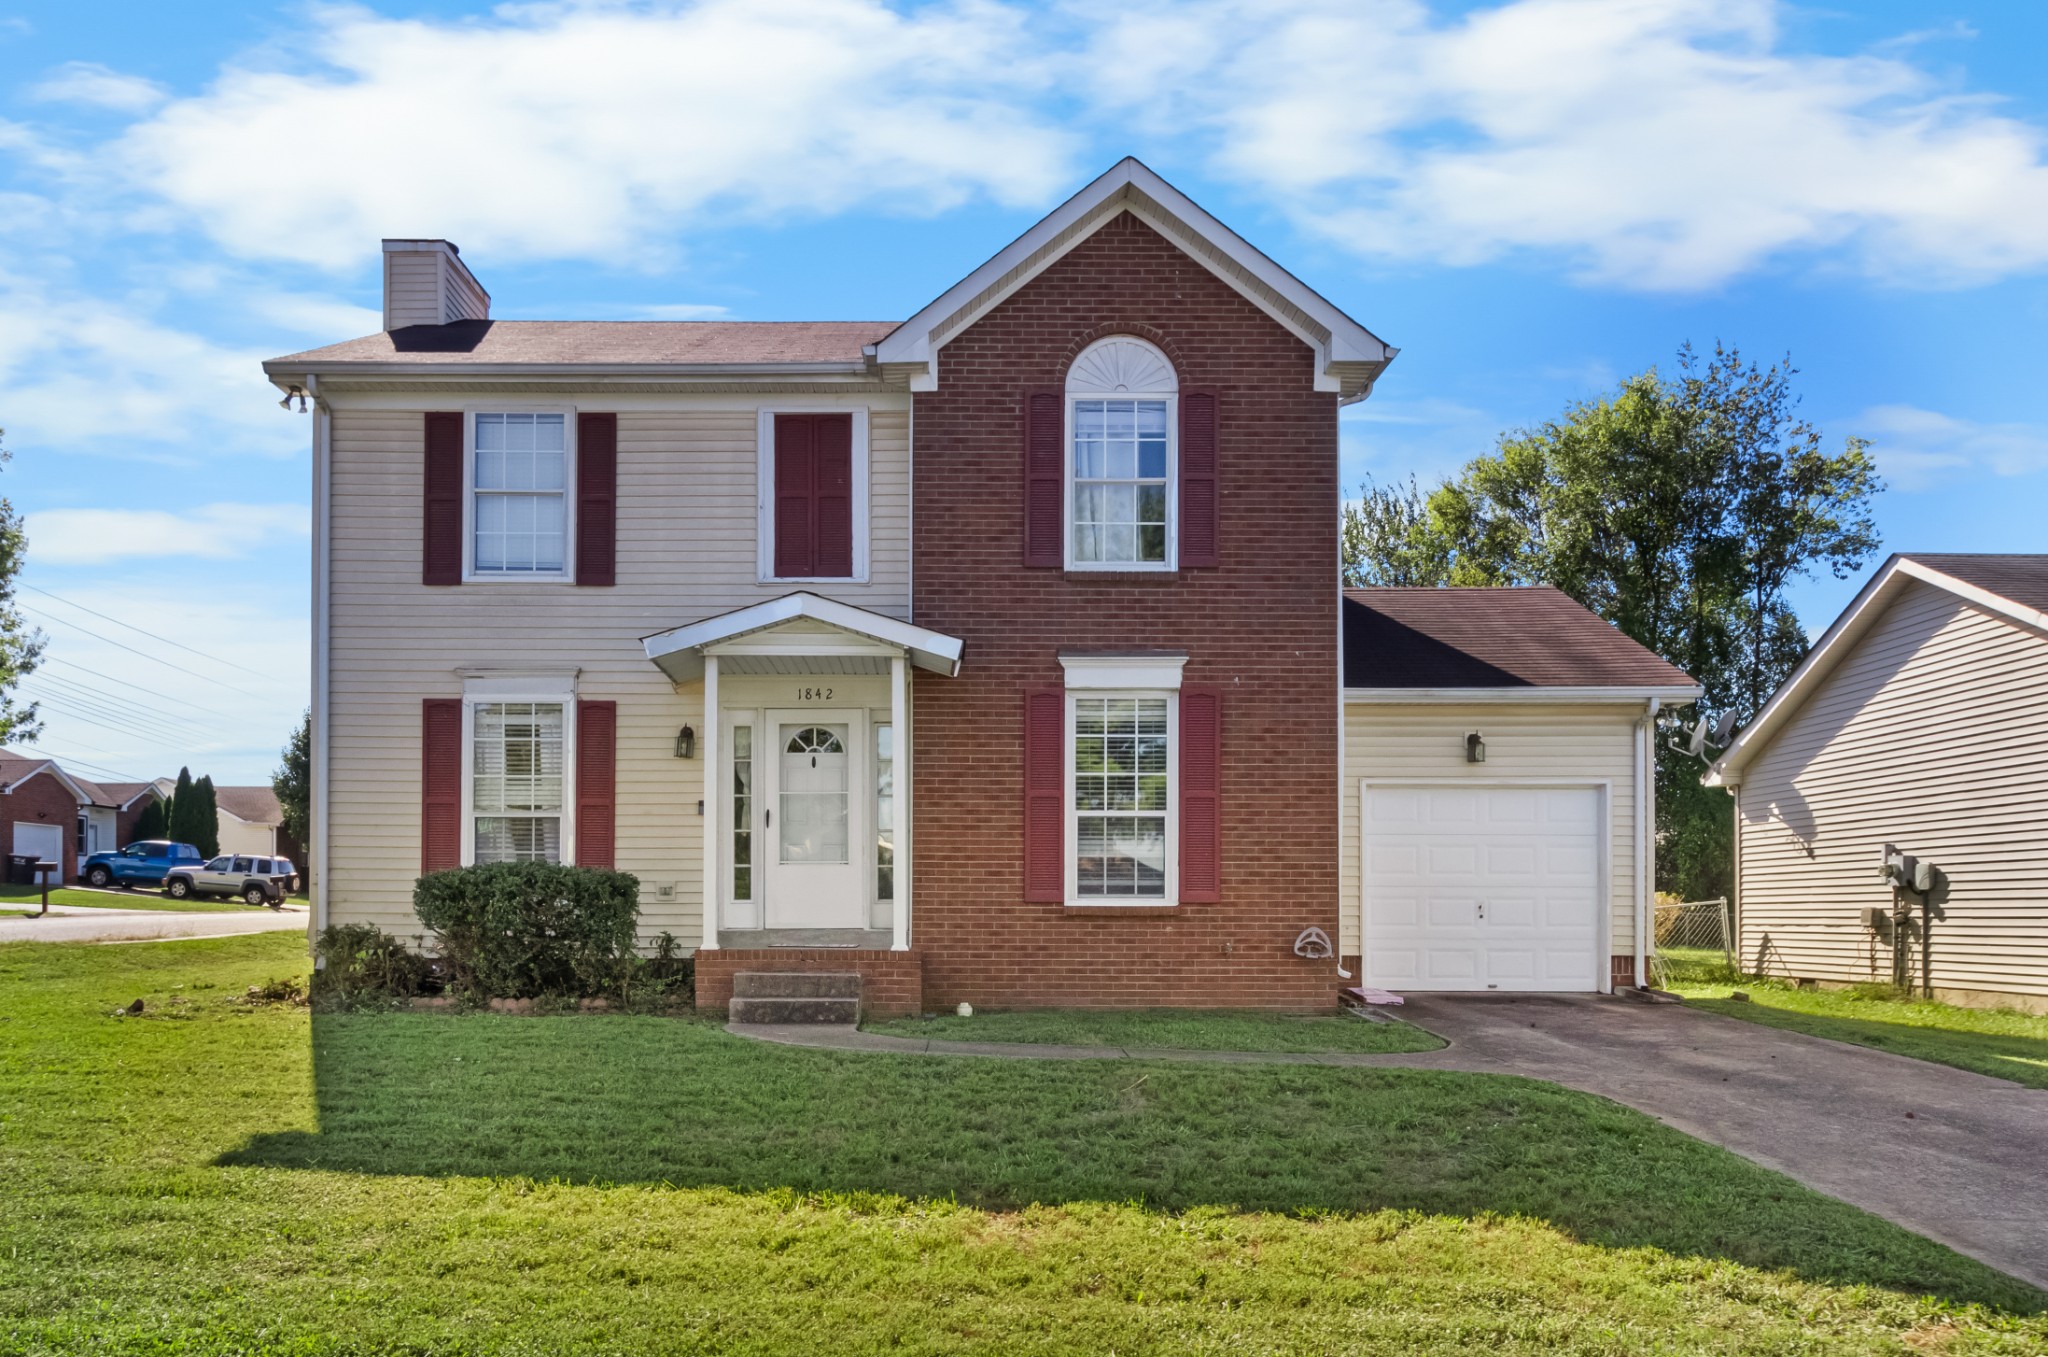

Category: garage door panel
[1365, 785, 1603, 993]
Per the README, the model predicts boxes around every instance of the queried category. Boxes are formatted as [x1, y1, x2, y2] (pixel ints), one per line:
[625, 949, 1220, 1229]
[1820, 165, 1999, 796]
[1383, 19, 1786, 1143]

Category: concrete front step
[728, 994, 861, 1025]
[733, 971, 863, 1000]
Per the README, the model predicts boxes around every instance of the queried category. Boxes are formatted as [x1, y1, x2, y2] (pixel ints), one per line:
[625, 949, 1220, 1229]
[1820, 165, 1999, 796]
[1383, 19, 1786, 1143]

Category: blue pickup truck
[82, 840, 203, 889]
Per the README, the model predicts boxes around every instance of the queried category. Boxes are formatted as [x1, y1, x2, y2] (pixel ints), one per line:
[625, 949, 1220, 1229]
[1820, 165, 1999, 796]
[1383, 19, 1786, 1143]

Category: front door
[762, 710, 866, 928]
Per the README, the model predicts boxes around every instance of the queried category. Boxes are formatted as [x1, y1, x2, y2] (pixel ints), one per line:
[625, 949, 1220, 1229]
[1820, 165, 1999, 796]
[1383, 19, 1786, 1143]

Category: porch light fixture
[1465, 731, 1486, 764]
[674, 725, 696, 759]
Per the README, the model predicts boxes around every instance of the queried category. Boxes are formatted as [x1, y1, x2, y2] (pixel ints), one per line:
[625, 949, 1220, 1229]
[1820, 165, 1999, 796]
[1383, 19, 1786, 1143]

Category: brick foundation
[1612, 954, 1638, 991]
[695, 948, 924, 1019]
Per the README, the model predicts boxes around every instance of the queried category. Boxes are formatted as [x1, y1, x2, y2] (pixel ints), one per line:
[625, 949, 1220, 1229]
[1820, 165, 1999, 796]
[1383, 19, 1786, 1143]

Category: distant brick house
[0, 750, 165, 884]
[265, 159, 1693, 1013]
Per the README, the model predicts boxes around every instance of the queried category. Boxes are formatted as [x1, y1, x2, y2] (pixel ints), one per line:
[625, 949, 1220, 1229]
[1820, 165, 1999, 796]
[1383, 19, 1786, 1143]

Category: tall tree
[1343, 345, 1882, 898]
[167, 767, 203, 850]
[0, 429, 43, 742]
[193, 775, 221, 858]
[273, 710, 310, 860]
[131, 796, 168, 841]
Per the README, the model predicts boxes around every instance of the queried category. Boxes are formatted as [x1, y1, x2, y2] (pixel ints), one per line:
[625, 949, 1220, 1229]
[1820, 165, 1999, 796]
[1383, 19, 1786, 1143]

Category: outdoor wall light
[1465, 731, 1486, 763]
[675, 725, 696, 759]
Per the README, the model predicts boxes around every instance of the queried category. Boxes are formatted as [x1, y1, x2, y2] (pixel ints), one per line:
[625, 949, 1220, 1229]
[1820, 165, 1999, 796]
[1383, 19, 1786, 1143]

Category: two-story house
[266, 159, 1694, 1014]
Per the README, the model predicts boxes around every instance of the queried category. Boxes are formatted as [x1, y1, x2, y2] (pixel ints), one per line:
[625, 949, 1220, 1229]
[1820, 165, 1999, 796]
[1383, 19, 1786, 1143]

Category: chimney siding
[381, 240, 490, 331]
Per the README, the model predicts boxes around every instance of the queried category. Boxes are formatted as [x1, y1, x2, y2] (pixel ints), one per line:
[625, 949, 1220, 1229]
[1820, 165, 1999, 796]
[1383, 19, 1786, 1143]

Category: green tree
[193, 775, 220, 858]
[131, 796, 167, 841]
[0, 430, 43, 742]
[167, 768, 203, 850]
[273, 710, 310, 863]
[1343, 345, 1882, 899]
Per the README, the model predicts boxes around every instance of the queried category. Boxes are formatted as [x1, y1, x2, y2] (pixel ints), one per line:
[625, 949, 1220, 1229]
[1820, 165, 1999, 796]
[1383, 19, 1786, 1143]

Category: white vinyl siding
[1342, 702, 1640, 962]
[1735, 580, 2048, 1003]
[322, 396, 910, 939]
[382, 251, 443, 329]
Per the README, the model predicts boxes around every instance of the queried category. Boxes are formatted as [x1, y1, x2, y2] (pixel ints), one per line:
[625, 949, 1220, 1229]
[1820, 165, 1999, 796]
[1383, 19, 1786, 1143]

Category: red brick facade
[694, 948, 924, 1019]
[2, 769, 83, 884]
[115, 795, 160, 850]
[910, 212, 1342, 1011]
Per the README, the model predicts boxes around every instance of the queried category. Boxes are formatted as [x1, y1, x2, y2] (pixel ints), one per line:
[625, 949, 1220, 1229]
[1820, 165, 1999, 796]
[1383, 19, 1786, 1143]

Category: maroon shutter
[1179, 391, 1219, 568]
[814, 414, 854, 577]
[1023, 388, 1064, 567]
[421, 698, 462, 873]
[423, 412, 465, 585]
[576, 700, 617, 869]
[773, 414, 816, 578]
[1023, 688, 1066, 902]
[576, 412, 617, 587]
[1179, 686, 1221, 902]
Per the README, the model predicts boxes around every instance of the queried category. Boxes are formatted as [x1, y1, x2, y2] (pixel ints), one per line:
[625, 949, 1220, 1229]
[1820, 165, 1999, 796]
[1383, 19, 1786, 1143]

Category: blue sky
[3, 0, 2046, 784]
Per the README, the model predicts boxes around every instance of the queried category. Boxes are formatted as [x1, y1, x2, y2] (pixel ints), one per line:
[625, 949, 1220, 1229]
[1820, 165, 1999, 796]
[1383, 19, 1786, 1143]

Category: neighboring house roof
[91, 781, 164, 811]
[214, 786, 284, 826]
[1343, 589, 1699, 698]
[0, 748, 96, 802]
[1707, 552, 2048, 786]
[268, 320, 895, 371]
[875, 157, 1395, 400]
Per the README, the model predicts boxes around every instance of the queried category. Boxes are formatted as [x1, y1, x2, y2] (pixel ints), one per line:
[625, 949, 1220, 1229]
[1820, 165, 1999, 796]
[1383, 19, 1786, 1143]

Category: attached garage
[1341, 588, 1700, 994]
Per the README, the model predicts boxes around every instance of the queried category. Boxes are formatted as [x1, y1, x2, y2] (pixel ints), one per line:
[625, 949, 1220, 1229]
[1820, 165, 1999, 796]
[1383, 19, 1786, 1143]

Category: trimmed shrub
[414, 862, 640, 999]
[313, 923, 429, 1003]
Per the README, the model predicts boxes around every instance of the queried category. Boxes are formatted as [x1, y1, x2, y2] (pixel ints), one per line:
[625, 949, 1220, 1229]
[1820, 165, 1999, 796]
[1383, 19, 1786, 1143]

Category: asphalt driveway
[1393, 993, 2048, 1292]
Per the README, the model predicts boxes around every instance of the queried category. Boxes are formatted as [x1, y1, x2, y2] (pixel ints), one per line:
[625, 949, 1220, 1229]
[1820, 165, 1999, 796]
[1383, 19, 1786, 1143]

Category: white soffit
[642, 591, 964, 683]
[873, 157, 1396, 400]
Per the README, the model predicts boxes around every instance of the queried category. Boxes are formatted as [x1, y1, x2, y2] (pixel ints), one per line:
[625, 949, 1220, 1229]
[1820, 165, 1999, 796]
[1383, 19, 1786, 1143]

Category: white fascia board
[1060, 653, 1188, 690]
[1704, 553, 2048, 786]
[874, 157, 1392, 393]
[643, 591, 964, 681]
[1346, 685, 1702, 705]
[260, 360, 874, 391]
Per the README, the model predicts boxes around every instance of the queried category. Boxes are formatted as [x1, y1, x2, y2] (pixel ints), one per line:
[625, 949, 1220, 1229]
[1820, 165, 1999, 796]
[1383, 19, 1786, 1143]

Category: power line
[25, 683, 212, 747]
[18, 745, 147, 785]
[30, 671, 217, 737]
[43, 656, 244, 724]
[25, 693, 217, 751]
[22, 606, 272, 702]
[21, 583, 271, 679]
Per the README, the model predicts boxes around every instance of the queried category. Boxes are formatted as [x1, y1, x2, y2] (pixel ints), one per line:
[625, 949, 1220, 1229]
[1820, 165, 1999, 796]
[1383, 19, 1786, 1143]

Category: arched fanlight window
[1065, 337, 1177, 569]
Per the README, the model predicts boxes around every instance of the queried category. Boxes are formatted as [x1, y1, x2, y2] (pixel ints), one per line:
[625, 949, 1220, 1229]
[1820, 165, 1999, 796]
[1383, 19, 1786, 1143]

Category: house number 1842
[794, 686, 834, 701]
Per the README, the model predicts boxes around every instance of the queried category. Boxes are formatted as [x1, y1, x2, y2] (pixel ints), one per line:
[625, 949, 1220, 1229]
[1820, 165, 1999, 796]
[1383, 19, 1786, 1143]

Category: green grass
[867, 1006, 1444, 1053]
[2, 936, 2044, 1355]
[0, 883, 255, 913]
[1670, 976, 2048, 1089]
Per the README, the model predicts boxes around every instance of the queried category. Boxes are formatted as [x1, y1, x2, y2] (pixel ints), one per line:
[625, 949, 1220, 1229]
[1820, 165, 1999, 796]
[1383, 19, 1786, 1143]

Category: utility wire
[22, 606, 271, 702]
[44, 656, 245, 724]
[19, 745, 146, 784]
[25, 684, 211, 747]
[21, 583, 271, 678]
[30, 671, 217, 737]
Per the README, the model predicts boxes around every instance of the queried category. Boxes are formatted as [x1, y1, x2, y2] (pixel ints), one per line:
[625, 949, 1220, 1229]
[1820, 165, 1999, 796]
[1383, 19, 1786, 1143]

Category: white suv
[165, 855, 296, 907]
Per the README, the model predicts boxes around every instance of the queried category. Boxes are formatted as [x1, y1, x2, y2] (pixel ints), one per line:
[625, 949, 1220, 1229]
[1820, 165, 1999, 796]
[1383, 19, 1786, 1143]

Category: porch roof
[641, 592, 964, 684]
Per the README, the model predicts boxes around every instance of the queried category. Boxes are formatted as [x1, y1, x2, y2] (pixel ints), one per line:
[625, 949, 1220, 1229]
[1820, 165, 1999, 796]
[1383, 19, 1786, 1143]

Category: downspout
[308, 373, 332, 948]
[1634, 696, 1661, 989]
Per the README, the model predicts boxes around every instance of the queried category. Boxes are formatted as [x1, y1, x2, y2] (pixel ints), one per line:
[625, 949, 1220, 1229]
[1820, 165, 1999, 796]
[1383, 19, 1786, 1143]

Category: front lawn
[2, 934, 2043, 1355]
[1670, 977, 2048, 1089]
[866, 1006, 1443, 1053]
[0, 884, 253, 913]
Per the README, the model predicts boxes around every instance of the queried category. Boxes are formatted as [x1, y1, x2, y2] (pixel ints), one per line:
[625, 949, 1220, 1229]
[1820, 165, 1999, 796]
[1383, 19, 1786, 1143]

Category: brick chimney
[381, 239, 490, 331]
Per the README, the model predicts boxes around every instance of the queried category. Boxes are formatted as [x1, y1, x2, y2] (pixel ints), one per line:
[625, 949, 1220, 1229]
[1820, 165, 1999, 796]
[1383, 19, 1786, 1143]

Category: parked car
[82, 841, 204, 889]
[164, 854, 296, 907]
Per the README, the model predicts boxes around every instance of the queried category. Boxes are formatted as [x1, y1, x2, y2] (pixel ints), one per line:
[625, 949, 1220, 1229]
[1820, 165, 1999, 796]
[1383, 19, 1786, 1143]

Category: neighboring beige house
[1705, 554, 2048, 1011]
[1342, 589, 1699, 994]
[215, 787, 301, 862]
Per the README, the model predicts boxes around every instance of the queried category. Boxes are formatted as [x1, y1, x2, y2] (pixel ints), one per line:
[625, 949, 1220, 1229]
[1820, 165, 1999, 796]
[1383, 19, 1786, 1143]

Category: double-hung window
[1066, 337, 1177, 570]
[472, 701, 565, 863]
[1072, 694, 1173, 897]
[472, 412, 569, 576]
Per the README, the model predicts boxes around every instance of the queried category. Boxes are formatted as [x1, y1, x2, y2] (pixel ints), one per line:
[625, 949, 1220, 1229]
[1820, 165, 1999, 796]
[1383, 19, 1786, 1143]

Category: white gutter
[1634, 696, 1661, 989]
[1347, 685, 1700, 705]
[308, 374, 331, 947]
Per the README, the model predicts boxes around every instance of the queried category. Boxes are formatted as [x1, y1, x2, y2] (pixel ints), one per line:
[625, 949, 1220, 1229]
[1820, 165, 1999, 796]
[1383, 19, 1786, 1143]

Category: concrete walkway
[732, 993, 2048, 1292]
[0, 902, 308, 944]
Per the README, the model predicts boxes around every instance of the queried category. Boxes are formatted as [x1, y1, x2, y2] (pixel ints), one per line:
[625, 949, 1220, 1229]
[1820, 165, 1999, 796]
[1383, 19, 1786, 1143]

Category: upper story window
[473, 412, 569, 576]
[1066, 338, 1177, 570]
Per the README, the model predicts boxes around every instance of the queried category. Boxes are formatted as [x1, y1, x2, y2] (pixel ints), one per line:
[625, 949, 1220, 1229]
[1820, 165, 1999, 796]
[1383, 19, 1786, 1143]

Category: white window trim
[459, 675, 577, 867]
[1064, 345, 1178, 573]
[1064, 688, 1179, 908]
[462, 405, 578, 584]
[1060, 654, 1186, 691]
[756, 406, 872, 584]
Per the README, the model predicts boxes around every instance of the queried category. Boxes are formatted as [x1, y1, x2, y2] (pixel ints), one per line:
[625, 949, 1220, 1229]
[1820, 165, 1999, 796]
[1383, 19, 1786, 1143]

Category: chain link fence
[1651, 897, 1736, 987]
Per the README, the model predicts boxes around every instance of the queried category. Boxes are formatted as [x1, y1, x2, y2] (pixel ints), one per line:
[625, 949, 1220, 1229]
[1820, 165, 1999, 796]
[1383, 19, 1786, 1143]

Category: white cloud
[24, 503, 308, 564]
[629, 303, 733, 320]
[114, 0, 1079, 269]
[1854, 405, 2048, 490]
[1340, 394, 1505, 487]
[1085, 0, 2048, 290]
[28, 61, 168, 112]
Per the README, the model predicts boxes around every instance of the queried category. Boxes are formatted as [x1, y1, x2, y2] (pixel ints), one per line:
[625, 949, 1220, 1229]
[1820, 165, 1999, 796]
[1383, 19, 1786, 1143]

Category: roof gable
[873, 157, 1394, 400]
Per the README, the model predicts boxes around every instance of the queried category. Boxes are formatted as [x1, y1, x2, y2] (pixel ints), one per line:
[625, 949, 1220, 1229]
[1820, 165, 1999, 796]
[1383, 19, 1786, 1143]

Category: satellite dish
[1669, 711, 1736, 762]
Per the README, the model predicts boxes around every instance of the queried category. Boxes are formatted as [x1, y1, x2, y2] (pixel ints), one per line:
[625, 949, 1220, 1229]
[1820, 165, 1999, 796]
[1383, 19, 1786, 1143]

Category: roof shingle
[269, 320, 897, 368]
[1899, 554, 2048, 616]
[1344, 588, 1695, 689]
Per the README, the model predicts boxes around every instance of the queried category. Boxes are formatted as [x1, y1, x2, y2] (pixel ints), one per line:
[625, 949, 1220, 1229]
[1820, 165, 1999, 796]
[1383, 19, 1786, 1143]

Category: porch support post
[890, 652, 911, 951]
[700, 654, 720, 953]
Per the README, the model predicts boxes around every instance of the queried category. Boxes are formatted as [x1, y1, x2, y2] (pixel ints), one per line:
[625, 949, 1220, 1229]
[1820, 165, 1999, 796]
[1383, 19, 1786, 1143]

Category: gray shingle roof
[269, 320, 897, 368]
[1344, 588, 1696, 689]
[1899, 554, 2048, 616]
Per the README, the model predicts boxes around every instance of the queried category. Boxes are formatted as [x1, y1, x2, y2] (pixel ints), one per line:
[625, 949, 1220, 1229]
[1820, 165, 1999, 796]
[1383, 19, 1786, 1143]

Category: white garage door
[1363, 786, 1603, 992]
[13, 822, 66, 873]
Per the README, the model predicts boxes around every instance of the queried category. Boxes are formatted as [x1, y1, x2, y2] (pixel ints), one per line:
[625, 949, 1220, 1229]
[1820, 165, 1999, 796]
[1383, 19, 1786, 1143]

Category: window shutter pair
[1020, 686, 1221, 903]
[1021, 389, 1219, 567]
[421, 411, 616, 586]
[772, 413, 855, 578]
[419, 698, 618, 873]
